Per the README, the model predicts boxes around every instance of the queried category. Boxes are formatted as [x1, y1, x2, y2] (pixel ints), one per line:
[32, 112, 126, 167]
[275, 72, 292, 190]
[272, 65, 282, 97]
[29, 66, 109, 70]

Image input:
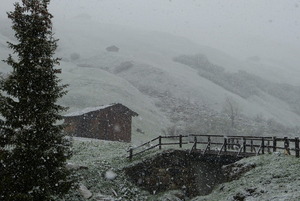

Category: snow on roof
[64, 104, 115, 117]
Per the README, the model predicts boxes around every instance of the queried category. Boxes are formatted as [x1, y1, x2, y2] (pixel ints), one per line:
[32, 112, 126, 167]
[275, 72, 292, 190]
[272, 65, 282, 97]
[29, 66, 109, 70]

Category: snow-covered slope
[242, 58, 300, 86]
[192, 153, 300, 201]
[1, 16, 300, 143]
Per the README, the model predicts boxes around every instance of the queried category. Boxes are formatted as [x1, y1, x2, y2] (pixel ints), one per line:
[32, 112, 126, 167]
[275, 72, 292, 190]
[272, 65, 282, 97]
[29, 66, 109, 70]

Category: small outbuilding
[64, 103, 138, 142]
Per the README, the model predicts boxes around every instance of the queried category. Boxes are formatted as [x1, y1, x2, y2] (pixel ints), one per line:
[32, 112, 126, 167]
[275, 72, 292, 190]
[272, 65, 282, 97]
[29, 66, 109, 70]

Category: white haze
[1, 0, 300, 65]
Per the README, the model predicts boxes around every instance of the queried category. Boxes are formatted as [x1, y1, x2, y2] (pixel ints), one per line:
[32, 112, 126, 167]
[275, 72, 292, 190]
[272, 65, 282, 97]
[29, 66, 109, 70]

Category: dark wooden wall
[64, 105, 133, 142]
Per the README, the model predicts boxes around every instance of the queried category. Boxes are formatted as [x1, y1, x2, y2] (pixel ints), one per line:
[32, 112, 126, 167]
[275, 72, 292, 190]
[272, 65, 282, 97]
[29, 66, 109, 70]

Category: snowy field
[61, 137, 158, 201]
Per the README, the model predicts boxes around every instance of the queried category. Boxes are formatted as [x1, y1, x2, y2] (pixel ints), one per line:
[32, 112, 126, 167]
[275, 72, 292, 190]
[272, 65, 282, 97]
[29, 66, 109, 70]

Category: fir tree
[0, 0, 72, 200]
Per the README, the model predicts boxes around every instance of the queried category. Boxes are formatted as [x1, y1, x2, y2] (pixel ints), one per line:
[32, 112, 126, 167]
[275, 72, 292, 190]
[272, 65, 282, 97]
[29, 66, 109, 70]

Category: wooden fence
[128, 134, 300, 160]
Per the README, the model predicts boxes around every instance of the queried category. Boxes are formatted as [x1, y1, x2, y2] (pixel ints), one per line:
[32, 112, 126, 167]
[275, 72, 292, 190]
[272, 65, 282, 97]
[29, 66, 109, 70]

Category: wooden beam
[295, 137, 299, 158]
[273, 137, 277, 152]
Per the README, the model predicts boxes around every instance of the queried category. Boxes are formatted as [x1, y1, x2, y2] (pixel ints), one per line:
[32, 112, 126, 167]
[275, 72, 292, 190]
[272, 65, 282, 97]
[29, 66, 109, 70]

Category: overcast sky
[1, 0, 300, 61]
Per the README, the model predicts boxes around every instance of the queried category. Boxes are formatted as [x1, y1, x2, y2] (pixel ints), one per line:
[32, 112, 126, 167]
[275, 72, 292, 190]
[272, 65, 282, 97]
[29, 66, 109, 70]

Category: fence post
[261, 137, 265, 154]
[224, 138, 227, 152]
[159, 136, 162, 150]
[243, 138, 246, 153]
[208, 136, 211, 151]
[284, 137, 290, 155]
[129, 148, 133, 161]
[179, 135, 182, 148]
[194, 136, 197, 150]
[273, 137, 277, 152]
[295, 137, 299, 158]
[251, 140, 253, 152]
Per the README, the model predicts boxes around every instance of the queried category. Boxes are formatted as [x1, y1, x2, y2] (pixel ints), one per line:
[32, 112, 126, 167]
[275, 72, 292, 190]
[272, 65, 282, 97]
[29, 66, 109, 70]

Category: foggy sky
[1, 0, 300, 63]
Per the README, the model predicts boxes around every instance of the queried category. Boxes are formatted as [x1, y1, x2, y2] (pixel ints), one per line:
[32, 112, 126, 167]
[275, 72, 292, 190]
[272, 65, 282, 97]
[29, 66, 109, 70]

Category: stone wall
[124, 150, 240, 198]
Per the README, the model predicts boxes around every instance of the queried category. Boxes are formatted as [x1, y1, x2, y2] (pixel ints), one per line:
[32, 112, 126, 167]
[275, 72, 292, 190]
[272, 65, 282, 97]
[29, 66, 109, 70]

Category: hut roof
[64, 103, 138, 117]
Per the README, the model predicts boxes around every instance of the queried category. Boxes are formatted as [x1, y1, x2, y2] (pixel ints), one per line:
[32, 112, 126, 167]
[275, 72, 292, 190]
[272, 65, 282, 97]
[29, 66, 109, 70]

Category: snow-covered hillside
[1, 15, 300, 143]
[54, 17, 300, 127]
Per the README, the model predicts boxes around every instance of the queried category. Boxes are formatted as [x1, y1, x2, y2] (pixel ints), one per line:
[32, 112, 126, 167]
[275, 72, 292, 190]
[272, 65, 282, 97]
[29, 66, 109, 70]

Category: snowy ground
[61, 137, 156, 201]
[63, 137, 300, 201]
[192, 153, 300, 201]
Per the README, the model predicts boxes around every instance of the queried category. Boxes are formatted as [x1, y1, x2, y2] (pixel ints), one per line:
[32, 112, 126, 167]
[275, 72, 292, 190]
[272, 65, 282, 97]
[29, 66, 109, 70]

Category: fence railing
[128, 134, 300, 160]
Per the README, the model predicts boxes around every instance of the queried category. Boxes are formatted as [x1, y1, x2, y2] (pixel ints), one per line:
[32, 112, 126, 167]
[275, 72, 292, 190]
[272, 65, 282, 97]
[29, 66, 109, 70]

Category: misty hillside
[1, 16, 300, 143]
[173, 54, 300, 116]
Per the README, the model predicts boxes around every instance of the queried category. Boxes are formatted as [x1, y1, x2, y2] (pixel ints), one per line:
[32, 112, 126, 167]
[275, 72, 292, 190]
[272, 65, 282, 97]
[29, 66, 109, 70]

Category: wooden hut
[64, 103, 138, 142]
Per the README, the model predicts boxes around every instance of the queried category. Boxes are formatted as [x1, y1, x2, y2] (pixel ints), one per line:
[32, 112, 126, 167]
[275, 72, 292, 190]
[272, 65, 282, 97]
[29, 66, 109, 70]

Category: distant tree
[222, 97, 241, 129]
[0, 0, 72, 200]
